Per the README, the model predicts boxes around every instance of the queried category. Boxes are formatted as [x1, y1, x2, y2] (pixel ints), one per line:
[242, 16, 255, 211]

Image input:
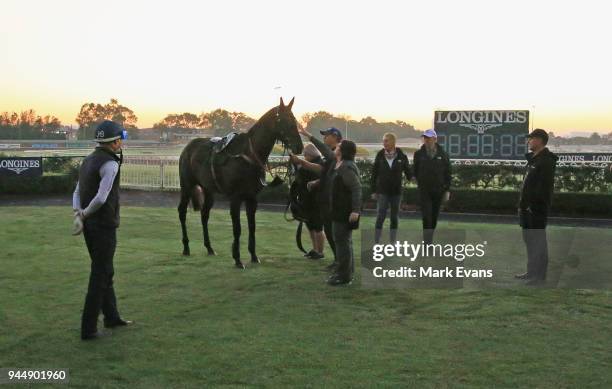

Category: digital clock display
[434, 110, 530, 160]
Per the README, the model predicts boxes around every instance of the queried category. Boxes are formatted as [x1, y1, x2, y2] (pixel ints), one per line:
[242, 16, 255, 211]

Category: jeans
[375, 194, 401, 230]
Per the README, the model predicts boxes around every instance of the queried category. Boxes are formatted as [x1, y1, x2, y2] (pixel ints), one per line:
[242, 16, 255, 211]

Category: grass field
[1, 207, 611, 388]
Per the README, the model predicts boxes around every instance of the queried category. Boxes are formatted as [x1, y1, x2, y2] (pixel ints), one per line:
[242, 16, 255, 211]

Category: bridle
[241, 110, 299, 185]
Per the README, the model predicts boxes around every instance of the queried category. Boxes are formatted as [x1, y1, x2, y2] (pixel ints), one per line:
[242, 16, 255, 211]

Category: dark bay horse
[178, 97, 303, 268]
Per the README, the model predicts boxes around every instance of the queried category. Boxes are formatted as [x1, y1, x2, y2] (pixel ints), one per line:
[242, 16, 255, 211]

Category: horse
[178, 97, 304, 268]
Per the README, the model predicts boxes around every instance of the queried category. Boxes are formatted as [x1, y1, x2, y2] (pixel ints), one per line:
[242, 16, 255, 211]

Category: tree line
[2, 98, 611, 144]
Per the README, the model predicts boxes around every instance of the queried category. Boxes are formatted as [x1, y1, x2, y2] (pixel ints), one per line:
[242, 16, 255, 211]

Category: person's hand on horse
[297, 127, 312, 139]
[72, 209, 84, 236]
[349, 212, 360, 223]
[289, 153, 301, 165]
[371, 193, 378, 200]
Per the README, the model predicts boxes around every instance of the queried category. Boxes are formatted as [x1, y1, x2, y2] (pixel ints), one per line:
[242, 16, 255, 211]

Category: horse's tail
[192, 185, 204, 211]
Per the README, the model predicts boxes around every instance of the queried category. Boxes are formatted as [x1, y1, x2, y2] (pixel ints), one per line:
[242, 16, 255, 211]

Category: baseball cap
[95, 120, 128, 143]
[319, 127, 343, 139]
[422, 129, 437, 138]
[526, 128, 549, 144]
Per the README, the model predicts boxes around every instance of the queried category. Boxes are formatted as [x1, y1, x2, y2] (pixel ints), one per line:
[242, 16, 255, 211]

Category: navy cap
[95, 120, 128, 143]
[526, 128, 549, 144]
[319, 127, 343, 139]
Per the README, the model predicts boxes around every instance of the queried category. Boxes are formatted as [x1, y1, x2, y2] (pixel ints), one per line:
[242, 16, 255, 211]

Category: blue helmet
[95, 120, 128, 143]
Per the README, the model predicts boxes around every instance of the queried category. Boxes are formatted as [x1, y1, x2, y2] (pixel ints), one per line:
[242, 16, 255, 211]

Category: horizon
[1, 0, 611, 135]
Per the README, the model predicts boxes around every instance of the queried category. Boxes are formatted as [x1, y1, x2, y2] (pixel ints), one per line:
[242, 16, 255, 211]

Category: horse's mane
[246, 106, 280, 134]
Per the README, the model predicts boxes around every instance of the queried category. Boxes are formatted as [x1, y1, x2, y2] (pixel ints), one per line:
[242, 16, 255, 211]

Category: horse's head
[273, 97, 303, 154]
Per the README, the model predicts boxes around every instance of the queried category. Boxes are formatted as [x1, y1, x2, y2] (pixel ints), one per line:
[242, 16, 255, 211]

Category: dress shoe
[104, 319, 133, 328]
[81, 331, 109, 341]
[514, 272, 531, 280]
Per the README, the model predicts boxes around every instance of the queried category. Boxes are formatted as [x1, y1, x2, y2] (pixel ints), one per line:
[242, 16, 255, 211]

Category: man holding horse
[292, 126, 343, 270]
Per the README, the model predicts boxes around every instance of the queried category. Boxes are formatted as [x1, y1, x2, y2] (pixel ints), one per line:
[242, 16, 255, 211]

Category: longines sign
[434, 110, 530, 160]
[435, 110, 529, 134]
[0, 157, 43, 177]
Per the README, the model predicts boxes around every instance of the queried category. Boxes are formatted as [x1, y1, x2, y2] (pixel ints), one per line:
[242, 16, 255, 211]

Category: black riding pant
[81, 224, 121, 336]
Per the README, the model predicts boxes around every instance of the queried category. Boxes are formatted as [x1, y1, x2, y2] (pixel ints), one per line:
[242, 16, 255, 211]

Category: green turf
[0, 207, 610, 388]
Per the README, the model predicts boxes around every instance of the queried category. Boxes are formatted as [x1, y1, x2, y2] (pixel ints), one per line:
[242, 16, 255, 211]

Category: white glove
[72, 210, 84, 236]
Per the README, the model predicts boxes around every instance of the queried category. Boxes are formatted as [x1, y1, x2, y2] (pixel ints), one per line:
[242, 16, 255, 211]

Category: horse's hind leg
[230, 197, 244, 269]
[178, 190, 191, 256]
[245, 196, 259, 264]
[200, 189, 216, 256]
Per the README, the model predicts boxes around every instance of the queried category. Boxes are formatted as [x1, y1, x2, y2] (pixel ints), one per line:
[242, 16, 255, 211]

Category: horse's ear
[279, 97, 285, 109]
[287, 97, 295, 110]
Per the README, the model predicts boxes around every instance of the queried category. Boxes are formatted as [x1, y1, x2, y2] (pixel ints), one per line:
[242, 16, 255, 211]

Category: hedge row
[258, 183, 612, 217]
[2, 160, 610, 217]
[0, 173, 78, 195]
[351, 160, 612, 193]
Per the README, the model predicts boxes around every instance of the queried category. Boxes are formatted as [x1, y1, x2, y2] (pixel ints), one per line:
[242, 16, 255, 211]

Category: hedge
[2, 157, 610, 217]
[0, 173, 78, 195]
[258, 183, 612, 217]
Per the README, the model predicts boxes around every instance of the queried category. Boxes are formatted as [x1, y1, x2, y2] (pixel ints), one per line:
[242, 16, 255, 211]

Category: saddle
[208, 130, 281, 193]
[210, 131, 238, 153]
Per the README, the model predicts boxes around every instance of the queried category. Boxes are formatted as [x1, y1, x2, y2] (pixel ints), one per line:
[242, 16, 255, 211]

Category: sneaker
[310, 252, 324, 260]
[304, 250, 317, 258]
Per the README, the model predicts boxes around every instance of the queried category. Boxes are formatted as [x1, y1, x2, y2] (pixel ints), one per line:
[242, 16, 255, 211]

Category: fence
[120, 156, 291, 191]
[118, 155, 612, 192]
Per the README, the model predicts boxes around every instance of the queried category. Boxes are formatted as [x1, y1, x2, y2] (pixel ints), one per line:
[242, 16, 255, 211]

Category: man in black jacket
[72, 120, 133, 340]
[413, 129, 451, 244]
[516, 128, 558, 285]
[371, 132, 411, 243]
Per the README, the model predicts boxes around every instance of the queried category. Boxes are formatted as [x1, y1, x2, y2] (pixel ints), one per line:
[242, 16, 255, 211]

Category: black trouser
[81, 224, 121, 336]
[419, 189, 444, 244]
[519, 209, 549, 280]
[320, 203, 336, 257]
[332, 221, 354, 281]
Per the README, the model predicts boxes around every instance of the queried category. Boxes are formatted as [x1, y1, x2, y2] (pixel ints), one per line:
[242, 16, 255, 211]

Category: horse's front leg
[230, 197, 244, 269]
[245, 197, 259, 263]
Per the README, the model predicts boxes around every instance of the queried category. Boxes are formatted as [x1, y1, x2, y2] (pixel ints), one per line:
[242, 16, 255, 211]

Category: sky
[1, 0, 611, 134]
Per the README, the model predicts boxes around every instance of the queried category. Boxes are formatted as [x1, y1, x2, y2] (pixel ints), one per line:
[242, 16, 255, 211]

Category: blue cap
[95, 120, 128, 143]
[319, 127, 343, 139]
[422, 129, 437, 138]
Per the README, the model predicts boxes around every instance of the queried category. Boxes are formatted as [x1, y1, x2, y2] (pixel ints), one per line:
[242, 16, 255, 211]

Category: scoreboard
[434, 110, 529, 160]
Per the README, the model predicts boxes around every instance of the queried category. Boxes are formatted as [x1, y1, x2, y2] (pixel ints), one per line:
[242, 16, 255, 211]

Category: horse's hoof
[182, 251, 190, 256]
[251, 256, 260, 264]
[235, 262, 245, 269]
[207, 249, 216, 256]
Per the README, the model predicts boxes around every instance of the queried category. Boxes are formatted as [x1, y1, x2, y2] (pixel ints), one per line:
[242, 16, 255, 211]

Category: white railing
[120, 156, 292, 191]
[120, 155, 611, 191]
[121, 156, 181, 190]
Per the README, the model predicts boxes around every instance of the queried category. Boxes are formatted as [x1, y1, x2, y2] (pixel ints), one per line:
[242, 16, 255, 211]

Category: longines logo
[458, 123, 503, 134]
[436, 110, 529, 134]
[0, 158, 41, 175]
